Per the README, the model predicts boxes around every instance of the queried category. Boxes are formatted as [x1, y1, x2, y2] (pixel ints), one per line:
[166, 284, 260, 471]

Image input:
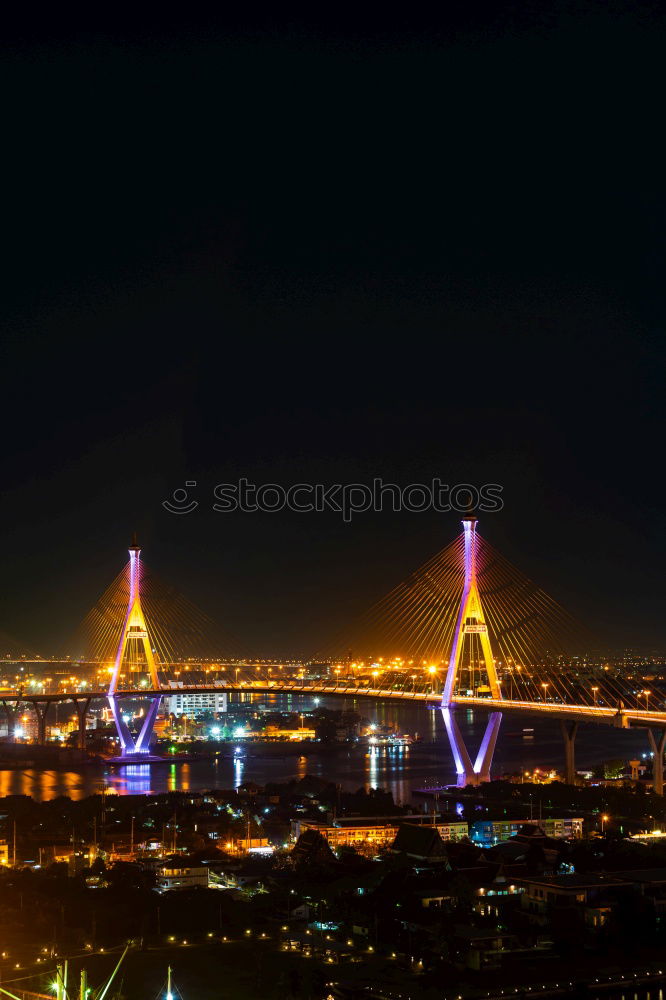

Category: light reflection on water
[603, 992, 663, 1000]
[0, 697, 654, 802]
[233, 755, 244, 790]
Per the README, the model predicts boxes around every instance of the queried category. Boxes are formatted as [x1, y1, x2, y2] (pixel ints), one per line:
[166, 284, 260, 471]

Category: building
[454, 925, 519, 971]
[228, 836, 271, 854]
[629, 829, 666, 846]
[164, 691, 228, 717]
[291, 830, 337, 867]
[257, 724, 316, 740]
[520, 873, 631, 928]
[614, 868, 666, 916]
[291, 814, 468, 852]
[0, 840, 9, 865]
[391, 824, 451, 863]
[470, 817, 583, 846]
[155, 863, 210, 891]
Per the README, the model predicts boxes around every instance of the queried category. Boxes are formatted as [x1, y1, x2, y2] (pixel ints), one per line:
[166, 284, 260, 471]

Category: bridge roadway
[4, 681, 666, 788]
[3, 682, 666, 729]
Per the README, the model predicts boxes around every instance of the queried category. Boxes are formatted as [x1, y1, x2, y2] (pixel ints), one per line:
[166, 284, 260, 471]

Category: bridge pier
[1, 700, 18, 742]
[108, 693, 162, 759]
[32, 702, 49, 745]
[647, 729, 666, 795]
[134, 696, 161, 754]
[71, 697, 92, 752]
[442, 707, 502, 786]
[560, 720, 578, 785]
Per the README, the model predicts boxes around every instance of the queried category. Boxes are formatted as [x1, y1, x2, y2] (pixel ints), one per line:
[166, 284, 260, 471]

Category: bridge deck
[2, 683, 666, 728]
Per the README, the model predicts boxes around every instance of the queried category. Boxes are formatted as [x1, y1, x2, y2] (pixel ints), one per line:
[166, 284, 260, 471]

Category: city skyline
[2, 7, 666, 998]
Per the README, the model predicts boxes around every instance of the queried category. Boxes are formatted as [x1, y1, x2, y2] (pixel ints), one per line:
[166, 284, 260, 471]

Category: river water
[0, 698, 652, 802]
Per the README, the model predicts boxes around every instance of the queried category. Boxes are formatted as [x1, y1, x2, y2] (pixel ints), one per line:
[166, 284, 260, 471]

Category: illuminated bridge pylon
[441, 515, 502, 786]
[107, 536, 162, 760]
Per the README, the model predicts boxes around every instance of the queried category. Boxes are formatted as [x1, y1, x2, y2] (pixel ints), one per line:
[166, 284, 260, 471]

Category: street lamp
[591, 686, 599, 707]
[642, 689, 651, 713]
[601, 813, 609, 833]
[541, 682, 549, 703]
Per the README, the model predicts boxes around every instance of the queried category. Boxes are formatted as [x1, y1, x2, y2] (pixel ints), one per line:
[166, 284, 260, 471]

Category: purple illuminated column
[442, 517, 476, 706]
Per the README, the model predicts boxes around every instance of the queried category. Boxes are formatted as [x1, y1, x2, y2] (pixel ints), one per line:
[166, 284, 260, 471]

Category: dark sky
[1, 2, 665, 656]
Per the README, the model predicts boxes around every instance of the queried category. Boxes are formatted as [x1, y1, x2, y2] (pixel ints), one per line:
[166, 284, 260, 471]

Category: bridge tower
[107, 536, 162, 760]
[441, 516, 502, 786]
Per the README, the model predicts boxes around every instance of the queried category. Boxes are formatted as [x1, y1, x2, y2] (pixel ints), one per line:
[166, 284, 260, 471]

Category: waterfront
[0, 699, 651, 801]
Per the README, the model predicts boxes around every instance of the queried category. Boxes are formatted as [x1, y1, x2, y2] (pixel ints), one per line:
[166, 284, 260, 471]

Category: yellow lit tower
[107, 535, 162, 758]
[441, 516, 502, 785]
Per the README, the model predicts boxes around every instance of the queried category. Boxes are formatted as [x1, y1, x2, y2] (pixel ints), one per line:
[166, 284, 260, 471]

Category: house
[486, 824, 568, 869]
[155, 863, 210, 891]
[391, 824, 451, 864]
[412, 886, 456, 909]
[291, 829, 337, 867]
[454, 924, 519, 971]
[615, 868, 666, 915]
[520, 873, 631, 928]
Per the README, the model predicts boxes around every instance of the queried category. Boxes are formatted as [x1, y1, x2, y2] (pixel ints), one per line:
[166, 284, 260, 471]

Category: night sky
[2, 3, 665, 656]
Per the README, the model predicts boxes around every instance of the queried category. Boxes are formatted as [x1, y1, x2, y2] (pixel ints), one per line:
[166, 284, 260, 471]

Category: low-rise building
[470, 817, 583, 846]
[257, 724, 316, 740]
[615, 868, 666, 916]
[291, 814, 468, 852]
[155, 864, 210, 891]
[229, 836, 271, 853]
[454, 925, 519, 971]
[164, 690, 228, 716]
[520, 873, 631, 927]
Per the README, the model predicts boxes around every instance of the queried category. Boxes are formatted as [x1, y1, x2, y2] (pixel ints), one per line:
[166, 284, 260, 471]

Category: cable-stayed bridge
[3, 521, 666, 790]
[4, 668, 666, 782]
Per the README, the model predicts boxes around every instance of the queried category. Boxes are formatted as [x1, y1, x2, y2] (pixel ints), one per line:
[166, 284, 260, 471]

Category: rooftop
[615, 868, 666, 884]
[520, 873, 630, 889]
[391, 824, 450, 862]
[301, 814, 462, 829]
